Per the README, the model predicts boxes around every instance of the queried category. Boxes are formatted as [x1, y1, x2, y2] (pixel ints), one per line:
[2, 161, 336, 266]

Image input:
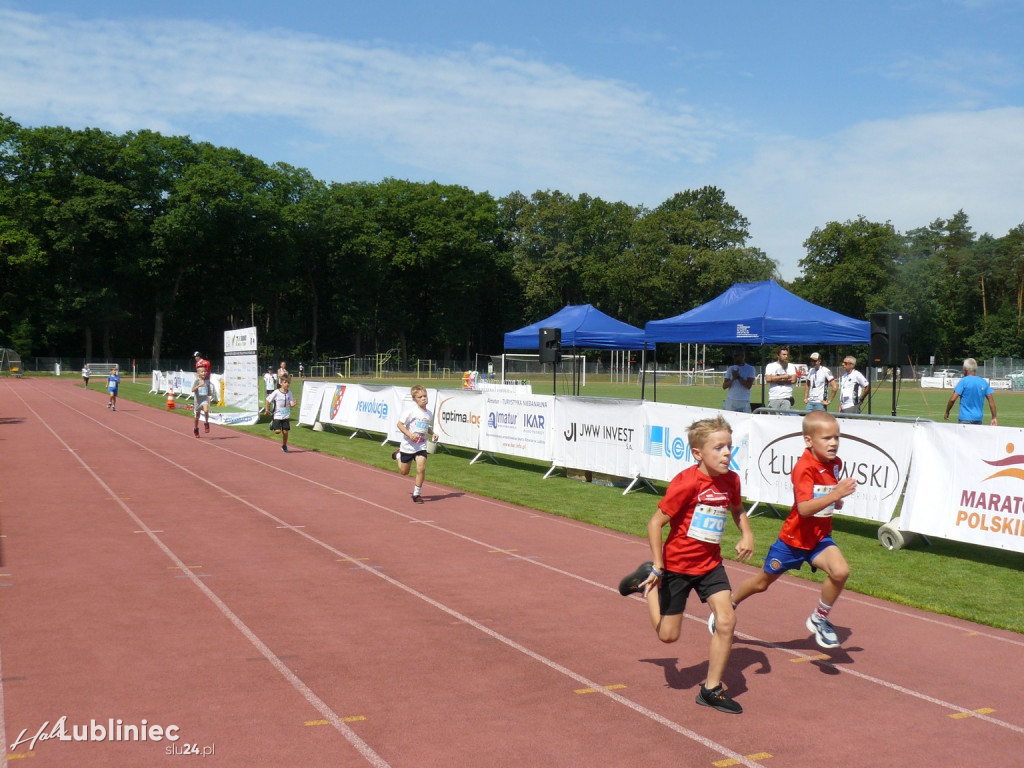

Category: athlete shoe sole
[618, 561, 653, 596]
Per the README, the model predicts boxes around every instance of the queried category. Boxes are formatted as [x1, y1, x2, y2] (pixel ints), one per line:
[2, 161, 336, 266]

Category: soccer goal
[485, 353, 587, 386]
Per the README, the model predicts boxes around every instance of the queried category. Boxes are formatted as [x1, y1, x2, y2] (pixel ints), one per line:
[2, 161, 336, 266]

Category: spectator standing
[944, 358, 997, 425]
[721, 348, 756, 413]
[837, 357, 870, 413]
[277, 361, 289, 380]
[803, 352, 837, 411]
[765, 347, 797, 410]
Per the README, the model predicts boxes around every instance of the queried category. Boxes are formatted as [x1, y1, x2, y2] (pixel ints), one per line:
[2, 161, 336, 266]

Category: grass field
[101, 375, 1023, 634]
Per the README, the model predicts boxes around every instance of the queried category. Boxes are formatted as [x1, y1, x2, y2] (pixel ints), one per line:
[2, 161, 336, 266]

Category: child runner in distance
[618, 415, 754, 714]
[265, 375, 297, 452]
[106, 366, 120, 411]
[712, 410, 856, 649]
[392, 385, 436, 504]
[192, 368, 214, 437]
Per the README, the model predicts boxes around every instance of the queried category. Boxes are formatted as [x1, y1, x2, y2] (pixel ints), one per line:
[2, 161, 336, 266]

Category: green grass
[106, 377, 1024, 634]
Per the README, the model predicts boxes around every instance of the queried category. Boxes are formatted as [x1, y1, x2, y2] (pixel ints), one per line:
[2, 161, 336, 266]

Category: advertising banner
[336, 384, 400, 436]
[901, 422, 1024, 552]
[318, 383, 350, 427]
[433, 389, 483, 450]
[298, 381, 332, 426]
[479, 393, 555, 461]
[553, 397, 644, 478]
[637, 402, 752, 484]
[223, 327, 259, 411]
[745, 414, 913, 522]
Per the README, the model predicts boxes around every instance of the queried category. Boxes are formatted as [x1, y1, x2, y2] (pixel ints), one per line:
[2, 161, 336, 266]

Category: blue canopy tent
[503, 305, 647, 394]
[643, 280, 870, 402]
[503, 304, 647, 350]
[645, 280, 870, 345]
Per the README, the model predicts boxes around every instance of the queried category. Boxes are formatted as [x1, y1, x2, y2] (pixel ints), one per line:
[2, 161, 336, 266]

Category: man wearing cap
[722, 348, 756, 412]
[194, 351, 211, 378]
[804, 352, 837, 411]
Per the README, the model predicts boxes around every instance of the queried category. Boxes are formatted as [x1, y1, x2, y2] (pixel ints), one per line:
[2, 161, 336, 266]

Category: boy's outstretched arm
[730, 503, 754, 562]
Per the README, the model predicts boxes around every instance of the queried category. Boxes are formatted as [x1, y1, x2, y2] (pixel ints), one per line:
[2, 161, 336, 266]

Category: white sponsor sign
[480, 393, 555, 461]
[222, 326, 258, 411]
[902, 422, 1024, 552]
[745, 414, 913, 522]
[298, 381, 332, 426]
[433, 389, 483, 449]
[339, 384, 401, 435]
[554, 397, 643, 478]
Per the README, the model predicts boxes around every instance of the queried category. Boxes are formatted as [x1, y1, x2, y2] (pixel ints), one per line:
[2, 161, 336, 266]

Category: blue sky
[2, 1, 1023, 279]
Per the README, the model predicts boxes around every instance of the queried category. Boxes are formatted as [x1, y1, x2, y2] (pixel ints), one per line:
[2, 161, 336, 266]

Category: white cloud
[729, 108, 1024, 278]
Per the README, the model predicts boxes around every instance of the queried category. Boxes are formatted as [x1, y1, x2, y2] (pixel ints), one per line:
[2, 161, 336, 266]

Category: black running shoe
[618, 561, 653, 596]
[696, 683, 742, 714]
[412, 494, 424, 504]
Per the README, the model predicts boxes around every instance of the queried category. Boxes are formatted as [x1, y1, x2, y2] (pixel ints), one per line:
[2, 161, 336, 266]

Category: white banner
[318, 383, 350, 427]
[433, 389, 483, 450]
[480, 393, 555, 461]
[902, 422, 1024, 552]
[223, 326, 258, 411]
[554, 397, 644, 478]
[333, 383, 401, 436]
[298, 381, 332, 426]
[745, 414, 913, 523]
[636, 402, 752, 484]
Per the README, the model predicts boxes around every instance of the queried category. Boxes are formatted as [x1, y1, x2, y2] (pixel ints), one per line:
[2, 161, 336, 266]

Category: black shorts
[398, 450, 427, 463]
[658, 563, 731, 616]
[271, 418, 291, 432]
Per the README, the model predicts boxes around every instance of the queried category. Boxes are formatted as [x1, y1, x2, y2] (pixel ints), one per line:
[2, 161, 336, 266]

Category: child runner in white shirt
[392, 385, 436, 503]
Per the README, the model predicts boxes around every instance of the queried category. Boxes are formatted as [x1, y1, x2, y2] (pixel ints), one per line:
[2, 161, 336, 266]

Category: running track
[1, 378, 1021, 767]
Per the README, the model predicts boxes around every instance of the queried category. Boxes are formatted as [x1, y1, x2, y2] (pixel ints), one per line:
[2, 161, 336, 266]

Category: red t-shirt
[657, 465, 742, 575]
[779, 448, 842, 550]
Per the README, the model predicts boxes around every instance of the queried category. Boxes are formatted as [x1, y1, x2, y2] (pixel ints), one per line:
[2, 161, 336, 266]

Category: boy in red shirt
[712, 410, 856, 649]
[618, 415, 754, 714]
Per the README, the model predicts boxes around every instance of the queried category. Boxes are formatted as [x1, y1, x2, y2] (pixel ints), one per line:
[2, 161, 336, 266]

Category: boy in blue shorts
[618, 415, 754, 714]
[106, 366, 120, 411]
[711, 410, 856, 649]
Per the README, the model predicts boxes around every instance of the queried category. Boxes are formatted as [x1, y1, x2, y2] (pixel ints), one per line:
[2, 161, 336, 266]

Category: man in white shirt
[722, 348, 756, 412]
[803, 352, 837, 411]
[765, 347, 798, 410]
[838, 356, 870, 413]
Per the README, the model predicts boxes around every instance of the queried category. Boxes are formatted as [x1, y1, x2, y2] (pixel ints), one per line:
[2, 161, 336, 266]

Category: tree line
[2, 114, 1022, 368]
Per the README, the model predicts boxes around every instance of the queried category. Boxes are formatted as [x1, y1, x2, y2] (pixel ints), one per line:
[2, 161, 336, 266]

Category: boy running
[106, 367, 120, 411]
[618, 415, 754, 714]
[392, 385, 436, 504]
[264, 376, 297, 452]
[711, 410, 856, 649]
[192, 369, 214, 437]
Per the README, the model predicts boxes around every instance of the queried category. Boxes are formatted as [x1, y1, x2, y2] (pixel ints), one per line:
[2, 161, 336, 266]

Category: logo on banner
[330, 385, 346, 420]
[643, 425, 740, 469]
[355, 398, 388, 419]
[563, 422, 634, 444]
[954, 443, 1024, 538]
[735, 323, 758, 340]
[438, 397, 480, 435]
[757, 432, 901, 499]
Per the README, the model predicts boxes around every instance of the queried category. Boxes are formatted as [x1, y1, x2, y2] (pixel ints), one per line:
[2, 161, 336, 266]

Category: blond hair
[410, 384, 427, 396]
[688, 415, 732, 449]
[802, 409, 837, 437]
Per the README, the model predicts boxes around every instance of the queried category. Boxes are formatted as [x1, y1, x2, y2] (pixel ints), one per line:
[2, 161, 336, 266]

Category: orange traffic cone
[166, 389, 175, 409]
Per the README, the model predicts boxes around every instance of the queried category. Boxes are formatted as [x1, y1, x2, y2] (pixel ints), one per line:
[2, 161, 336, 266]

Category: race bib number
[812, 484, 835, 517]
[687, 504, 727, 543]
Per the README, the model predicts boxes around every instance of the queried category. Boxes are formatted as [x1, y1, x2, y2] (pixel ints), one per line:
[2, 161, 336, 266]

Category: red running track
[1, 378, 1022, 767]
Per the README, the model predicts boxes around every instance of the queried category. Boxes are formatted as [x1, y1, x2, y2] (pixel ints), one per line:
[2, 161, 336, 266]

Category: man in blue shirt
[943, 358, 997, 425]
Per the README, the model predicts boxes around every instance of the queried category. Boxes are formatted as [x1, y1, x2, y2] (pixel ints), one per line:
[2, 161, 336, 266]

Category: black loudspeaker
[539, 327, 561, 363]
[870, 312, 906, 366]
